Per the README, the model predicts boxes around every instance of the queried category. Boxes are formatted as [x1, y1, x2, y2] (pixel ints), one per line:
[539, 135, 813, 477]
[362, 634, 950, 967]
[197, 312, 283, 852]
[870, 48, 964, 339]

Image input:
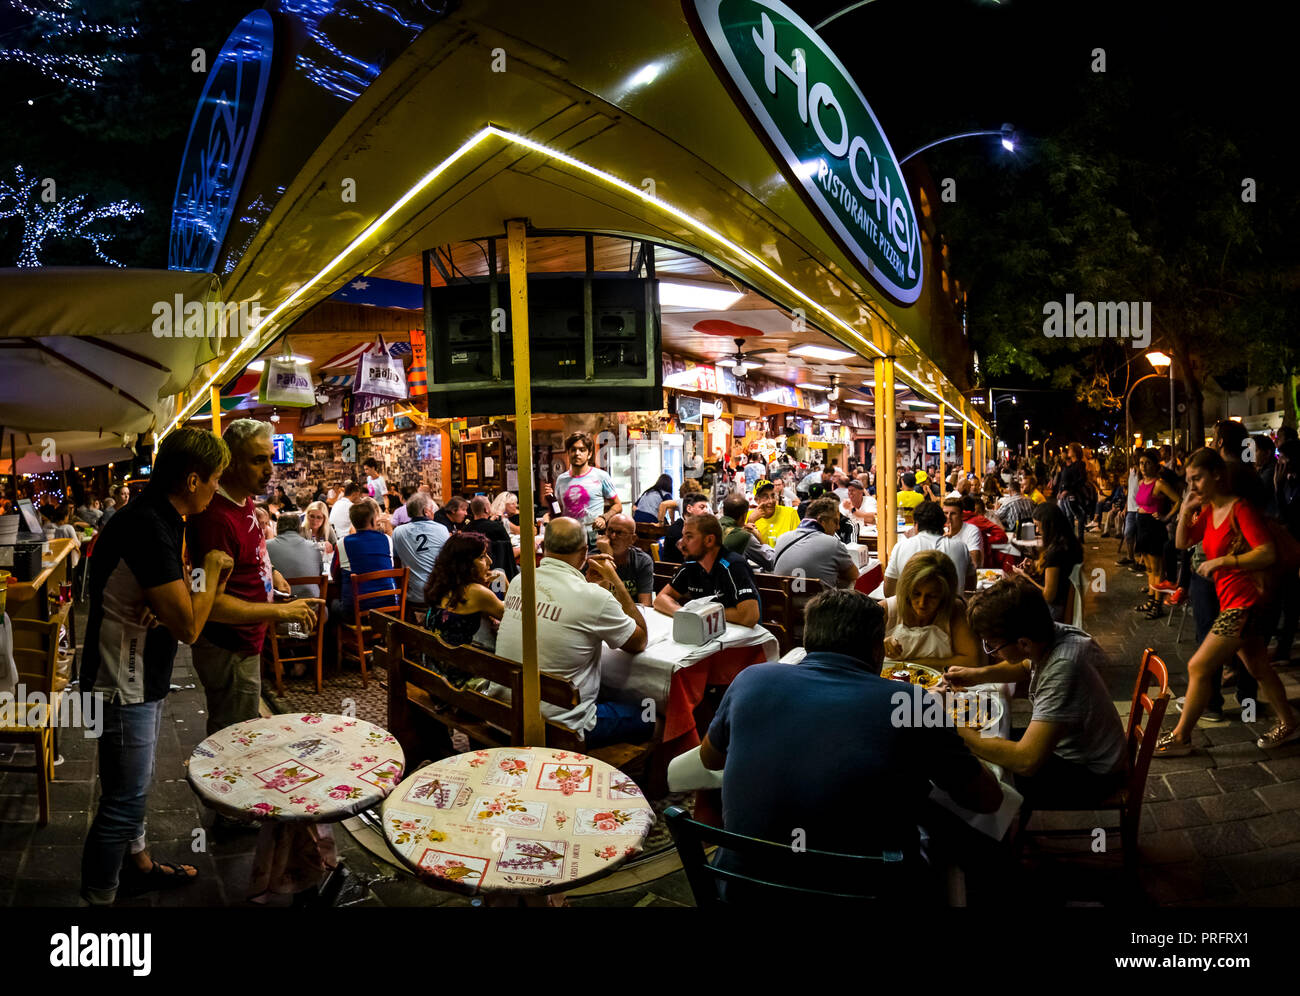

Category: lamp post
[1125, 351, 1174, 456]
[991, 391, 1016, 460]
[1023, 419, 1030, 460]
[1145, 350, 1175, 453]
[901, 124, 1018, 164]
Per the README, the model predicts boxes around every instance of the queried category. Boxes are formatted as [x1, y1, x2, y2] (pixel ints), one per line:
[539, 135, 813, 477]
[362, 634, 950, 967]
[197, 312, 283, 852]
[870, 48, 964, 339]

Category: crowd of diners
[60, 414, 1300, 904]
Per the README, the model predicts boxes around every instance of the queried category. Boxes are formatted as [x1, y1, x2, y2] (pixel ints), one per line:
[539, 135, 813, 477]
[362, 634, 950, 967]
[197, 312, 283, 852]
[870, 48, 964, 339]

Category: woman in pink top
[1133, 449, 1182, 618]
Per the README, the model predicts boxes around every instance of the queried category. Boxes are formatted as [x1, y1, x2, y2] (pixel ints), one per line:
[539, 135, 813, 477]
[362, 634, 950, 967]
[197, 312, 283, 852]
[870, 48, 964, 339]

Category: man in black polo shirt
[79, 428, 235, 906]
[660, 492, 708, 564]
[653, 513, 760, 627]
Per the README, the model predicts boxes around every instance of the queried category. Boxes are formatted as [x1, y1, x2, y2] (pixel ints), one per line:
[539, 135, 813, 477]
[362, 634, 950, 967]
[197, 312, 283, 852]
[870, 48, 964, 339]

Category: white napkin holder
[672, 596, 726, 646]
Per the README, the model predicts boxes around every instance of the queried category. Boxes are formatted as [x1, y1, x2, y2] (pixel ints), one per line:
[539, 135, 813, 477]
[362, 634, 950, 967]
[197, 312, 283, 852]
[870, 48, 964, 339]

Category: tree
[929, 75, 1300, 447]
[0, 163, 142, 265]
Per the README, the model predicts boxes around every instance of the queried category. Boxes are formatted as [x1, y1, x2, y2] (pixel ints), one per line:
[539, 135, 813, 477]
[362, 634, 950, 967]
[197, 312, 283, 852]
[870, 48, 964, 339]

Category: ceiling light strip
[158, 125, 965, 440]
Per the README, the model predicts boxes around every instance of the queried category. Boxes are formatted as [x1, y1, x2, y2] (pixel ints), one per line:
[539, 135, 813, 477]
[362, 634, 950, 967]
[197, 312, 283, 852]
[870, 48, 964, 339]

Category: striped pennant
[322, 373, 354, 388]
[320, 341, 372, 370]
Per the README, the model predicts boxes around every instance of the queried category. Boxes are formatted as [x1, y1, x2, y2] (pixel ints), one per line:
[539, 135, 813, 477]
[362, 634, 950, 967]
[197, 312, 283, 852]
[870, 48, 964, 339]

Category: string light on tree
[0, 0, 137, 91]
[0, 164, 143, 267]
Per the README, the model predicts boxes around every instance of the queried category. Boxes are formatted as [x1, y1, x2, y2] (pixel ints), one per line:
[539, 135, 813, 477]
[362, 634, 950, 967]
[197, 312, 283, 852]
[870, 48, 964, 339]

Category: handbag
[353, 335, 408, 401]
[257, 343, 316, 407]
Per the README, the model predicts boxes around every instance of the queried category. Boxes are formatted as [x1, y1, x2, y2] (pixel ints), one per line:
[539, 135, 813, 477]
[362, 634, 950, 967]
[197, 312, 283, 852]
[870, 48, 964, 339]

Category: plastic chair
[1020, 648, 1170, 872]
[267, 574, 328, 695]
[338, 567, 408, 688]
[663, 805, 911, 907]
[0, 618, 60, 826]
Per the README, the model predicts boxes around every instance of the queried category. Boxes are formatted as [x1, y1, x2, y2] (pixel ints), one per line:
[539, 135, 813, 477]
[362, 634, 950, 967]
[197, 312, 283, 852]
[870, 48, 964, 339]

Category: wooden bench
[754, 573, 824, 649]
[372, 614, 656, 776]
[634, 522, 667, 561]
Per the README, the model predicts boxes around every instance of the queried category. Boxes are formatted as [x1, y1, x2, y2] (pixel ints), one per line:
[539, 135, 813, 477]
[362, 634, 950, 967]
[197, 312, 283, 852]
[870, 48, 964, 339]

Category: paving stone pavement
[6, 531, 1300, 907]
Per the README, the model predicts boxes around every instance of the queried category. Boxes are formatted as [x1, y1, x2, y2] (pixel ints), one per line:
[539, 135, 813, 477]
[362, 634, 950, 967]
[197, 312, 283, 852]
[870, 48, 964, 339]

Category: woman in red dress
[1156, 448, 1300, 755]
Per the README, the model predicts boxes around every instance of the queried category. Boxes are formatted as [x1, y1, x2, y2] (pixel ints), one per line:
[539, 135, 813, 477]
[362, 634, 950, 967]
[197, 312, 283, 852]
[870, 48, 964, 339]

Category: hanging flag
[322, 373, 354, 388]
[406, 328, 427, 396]
[329, 276, 423, 310]
[321, 341, 373, 371]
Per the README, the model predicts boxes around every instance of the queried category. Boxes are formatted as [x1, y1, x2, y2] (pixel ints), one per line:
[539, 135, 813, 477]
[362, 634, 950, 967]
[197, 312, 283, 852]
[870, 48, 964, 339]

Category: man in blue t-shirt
[336, 499, 398, 620]
[700, 589, 1001, 878]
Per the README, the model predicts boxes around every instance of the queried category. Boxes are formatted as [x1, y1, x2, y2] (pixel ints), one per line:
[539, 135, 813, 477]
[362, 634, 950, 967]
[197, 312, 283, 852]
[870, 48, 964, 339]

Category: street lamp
[990, 392, 1016, 457]
[1124, 351, 1174, 458]
[1145, 350, 1175, 453]
[1023, 419, 1030, 459]
[901, 123, 1018, 164]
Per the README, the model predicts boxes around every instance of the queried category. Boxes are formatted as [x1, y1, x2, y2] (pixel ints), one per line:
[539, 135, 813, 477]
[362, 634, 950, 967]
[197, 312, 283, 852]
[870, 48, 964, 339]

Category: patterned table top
[187, 714, 405, 823]
[381, 746, 654, 895]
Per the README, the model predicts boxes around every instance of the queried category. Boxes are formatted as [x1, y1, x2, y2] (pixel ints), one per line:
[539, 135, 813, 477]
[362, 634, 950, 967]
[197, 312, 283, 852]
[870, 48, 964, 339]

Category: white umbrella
[0, 268, 227, 437]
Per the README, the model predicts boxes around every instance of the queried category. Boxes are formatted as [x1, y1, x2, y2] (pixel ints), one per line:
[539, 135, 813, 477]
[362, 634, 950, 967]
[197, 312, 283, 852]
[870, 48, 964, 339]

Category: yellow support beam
[210, 384, 222, 437]
[507, 219, 544, 747]
[937, 403, 945, 496]
[881, 357, 897, 559]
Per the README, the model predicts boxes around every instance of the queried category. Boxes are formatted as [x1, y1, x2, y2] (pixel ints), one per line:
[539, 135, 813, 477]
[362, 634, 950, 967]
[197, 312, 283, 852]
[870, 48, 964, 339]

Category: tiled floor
[5, 529, 1300, 906]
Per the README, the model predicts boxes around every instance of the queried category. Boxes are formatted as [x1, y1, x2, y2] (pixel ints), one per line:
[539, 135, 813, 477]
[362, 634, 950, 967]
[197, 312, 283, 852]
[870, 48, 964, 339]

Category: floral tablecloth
[381, 746, 654, 895]
[187, 713, 405, 823]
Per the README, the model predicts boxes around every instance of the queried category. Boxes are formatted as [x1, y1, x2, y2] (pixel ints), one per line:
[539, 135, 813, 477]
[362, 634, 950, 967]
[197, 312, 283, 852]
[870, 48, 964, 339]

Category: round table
[188, 713, 405, 898]
[381, 746, 654, 897]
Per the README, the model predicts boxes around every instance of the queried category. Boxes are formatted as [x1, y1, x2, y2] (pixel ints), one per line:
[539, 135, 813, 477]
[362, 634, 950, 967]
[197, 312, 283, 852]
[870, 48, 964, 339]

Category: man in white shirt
[495, 517, 649, 748]
[883, 501, 970, 597]
[329, 482, 362, 570]
[942, 495, 984, 574]
[1119, 453, 1141, 566]
[362, 457, 389, 502]
[841, 479, 877, 525]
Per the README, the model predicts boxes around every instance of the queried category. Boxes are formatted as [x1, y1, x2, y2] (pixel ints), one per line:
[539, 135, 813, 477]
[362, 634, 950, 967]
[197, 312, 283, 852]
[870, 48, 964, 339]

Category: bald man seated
[595, 513, 654, 605]
[494, 517, 654, 748]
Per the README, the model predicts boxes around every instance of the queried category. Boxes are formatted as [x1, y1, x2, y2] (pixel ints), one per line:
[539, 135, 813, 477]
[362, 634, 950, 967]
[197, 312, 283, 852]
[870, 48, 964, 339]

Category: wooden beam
[210, 384, 223, 437]
[507, 219, 544, 747]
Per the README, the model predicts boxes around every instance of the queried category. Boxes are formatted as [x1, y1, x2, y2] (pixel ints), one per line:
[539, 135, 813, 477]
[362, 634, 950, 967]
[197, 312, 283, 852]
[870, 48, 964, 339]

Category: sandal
[1256, 723, 1300, 750]
[1134, 597, 1156, 612]
[1153, 732, 1193, 758]
[1145, 601, 1164, 620]
[119, 859, 199, 896]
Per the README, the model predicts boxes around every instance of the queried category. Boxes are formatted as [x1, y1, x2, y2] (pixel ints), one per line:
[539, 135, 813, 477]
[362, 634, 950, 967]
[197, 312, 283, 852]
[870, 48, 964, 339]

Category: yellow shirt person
[747, 480, 801, 547]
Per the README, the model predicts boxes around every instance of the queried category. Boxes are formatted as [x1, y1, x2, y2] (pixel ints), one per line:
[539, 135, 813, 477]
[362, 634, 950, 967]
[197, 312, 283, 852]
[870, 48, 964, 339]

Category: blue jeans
[586, 700, 654, 749]
[81, 698, 165, 905]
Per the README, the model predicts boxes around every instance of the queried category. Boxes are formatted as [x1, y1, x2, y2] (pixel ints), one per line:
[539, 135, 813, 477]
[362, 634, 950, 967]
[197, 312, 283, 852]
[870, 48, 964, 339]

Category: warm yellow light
[1146, 350, 1172, 369]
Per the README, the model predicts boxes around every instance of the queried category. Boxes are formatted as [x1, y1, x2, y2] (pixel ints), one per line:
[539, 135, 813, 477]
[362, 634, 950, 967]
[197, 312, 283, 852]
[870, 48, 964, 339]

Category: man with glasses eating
[943, 577, 1127, 810]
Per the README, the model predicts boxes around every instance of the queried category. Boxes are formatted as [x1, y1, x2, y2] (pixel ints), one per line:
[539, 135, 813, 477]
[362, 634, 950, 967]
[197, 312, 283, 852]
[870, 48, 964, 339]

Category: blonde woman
[300, 499, 339, 560]
[491, 491, 521, 535]
[878, 550, 982, 671]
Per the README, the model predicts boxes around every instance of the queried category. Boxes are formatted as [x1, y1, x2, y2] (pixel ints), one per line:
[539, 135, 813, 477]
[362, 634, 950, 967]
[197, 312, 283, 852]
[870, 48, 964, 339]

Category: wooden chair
[267, 574, 328, 695]
[1021, 648, 1170, 872]
[754, 573, 823, 644]
[634, 522, 667, 561]
[374, 616, 656, 775]
[663, 805, 911, 907]
[338, 566, 408, 688]
[0, 618, 61, 826]
[652, 560, 678, 593]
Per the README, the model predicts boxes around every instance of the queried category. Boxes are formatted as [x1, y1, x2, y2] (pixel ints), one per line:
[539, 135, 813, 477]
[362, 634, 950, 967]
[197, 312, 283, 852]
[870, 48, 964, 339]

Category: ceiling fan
[693, 320, 779, 377]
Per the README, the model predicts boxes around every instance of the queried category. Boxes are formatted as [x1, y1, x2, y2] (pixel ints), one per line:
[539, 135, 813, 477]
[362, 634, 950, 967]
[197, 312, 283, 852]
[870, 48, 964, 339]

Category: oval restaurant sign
[688, 0, 922, 304]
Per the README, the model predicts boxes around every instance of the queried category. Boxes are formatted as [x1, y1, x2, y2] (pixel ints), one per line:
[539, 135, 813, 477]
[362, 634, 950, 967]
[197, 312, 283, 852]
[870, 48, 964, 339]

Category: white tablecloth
[599, 605, 779, 710]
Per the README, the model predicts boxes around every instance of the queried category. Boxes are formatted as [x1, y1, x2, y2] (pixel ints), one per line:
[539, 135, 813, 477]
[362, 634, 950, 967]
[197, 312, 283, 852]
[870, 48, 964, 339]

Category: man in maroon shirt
[186, 419, 320, 736]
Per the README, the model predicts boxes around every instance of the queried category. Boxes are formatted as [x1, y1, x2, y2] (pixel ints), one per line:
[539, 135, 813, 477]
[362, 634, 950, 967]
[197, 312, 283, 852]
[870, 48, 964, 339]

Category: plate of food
[947, 692, 1005, 732]
[880, 661, 943, 690]
[976, 569, 1002, 586]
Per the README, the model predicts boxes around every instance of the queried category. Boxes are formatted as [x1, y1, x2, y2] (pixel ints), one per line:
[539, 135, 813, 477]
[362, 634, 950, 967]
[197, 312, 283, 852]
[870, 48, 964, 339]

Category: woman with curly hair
[422, 533, 505, 688]
[1013, 502, 1083, 623]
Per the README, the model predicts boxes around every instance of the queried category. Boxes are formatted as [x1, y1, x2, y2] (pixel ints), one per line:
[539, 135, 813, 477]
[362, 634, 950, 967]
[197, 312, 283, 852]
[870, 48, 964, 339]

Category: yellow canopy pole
[882, 357, 897, 558]
[937, 403, 946, 497]
[962, 410, 970, 474]
[872, 357, 887, 560]
[210, 384, 222, 437]
[507, 219, 544, 746]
